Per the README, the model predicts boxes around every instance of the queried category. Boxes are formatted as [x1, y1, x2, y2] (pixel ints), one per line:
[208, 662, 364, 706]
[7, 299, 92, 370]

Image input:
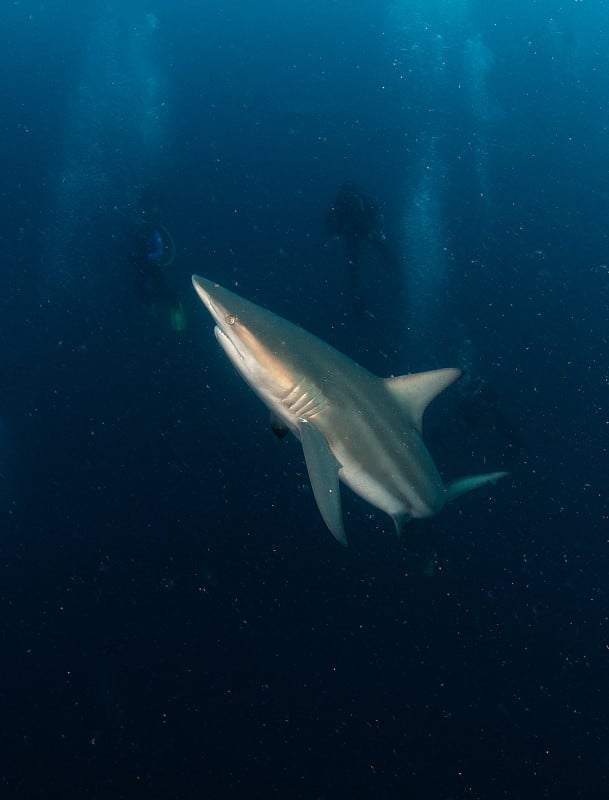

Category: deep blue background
[1, 1, 608, 797]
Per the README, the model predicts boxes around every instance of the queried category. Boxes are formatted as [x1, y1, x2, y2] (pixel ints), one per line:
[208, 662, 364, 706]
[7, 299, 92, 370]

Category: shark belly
[338, 459, 440, 519]
[330, 429, 445, 521]
[314, 393, 446, 523]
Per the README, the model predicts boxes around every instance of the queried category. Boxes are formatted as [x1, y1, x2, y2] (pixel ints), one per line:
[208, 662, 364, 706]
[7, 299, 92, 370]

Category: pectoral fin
[299, 419, 347, 546]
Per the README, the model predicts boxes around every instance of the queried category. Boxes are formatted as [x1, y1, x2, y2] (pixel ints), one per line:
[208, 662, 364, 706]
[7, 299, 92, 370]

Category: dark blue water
[1, 1, 608, 797]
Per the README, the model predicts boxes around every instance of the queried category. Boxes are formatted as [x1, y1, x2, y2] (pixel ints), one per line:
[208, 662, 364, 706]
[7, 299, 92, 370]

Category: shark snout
[192, 274, 236, 329]
[192, 275, 217, 316]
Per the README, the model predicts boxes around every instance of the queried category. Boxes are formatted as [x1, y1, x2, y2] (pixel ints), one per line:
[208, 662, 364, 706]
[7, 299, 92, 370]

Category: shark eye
[225, 313, 236, 326]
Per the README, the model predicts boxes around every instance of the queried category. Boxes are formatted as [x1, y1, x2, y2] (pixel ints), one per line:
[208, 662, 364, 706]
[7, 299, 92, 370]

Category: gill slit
[282, 378, 328, 419]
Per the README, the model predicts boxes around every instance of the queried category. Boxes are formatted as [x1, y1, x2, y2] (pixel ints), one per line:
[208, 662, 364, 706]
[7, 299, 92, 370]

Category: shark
[192, 275, 508, 546]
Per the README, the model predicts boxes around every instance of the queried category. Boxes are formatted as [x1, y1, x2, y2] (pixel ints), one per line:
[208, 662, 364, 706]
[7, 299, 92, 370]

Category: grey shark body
[192, 275, 507, 546]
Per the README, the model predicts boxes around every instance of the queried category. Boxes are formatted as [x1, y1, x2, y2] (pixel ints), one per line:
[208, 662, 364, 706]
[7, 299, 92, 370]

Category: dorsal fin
[384, 368, 462, 433]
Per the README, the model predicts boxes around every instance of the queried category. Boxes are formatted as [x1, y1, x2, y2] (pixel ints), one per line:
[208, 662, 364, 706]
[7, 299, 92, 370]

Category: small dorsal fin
[384, 368, 462, 433]
[269, 412, 289, 439]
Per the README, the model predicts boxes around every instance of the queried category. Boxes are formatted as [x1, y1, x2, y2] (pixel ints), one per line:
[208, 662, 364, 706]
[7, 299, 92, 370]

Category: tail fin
[445, 471, 509, 504]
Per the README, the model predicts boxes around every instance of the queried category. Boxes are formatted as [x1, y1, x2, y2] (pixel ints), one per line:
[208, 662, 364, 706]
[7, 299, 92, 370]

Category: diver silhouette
[326, 181, 397, 310]
[130, 206, 186, 332]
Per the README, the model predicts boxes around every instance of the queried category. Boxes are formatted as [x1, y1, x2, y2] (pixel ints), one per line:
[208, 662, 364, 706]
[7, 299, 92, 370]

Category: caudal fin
[445, 471, 509, 504]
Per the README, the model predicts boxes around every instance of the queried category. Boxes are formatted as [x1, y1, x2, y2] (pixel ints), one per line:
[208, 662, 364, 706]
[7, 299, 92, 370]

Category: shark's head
[192, 274, 296, 400]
